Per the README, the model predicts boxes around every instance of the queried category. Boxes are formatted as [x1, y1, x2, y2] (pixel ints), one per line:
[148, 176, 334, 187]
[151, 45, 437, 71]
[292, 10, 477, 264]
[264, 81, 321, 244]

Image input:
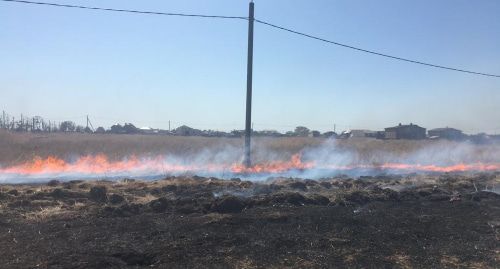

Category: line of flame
[0, 154, 499, 177]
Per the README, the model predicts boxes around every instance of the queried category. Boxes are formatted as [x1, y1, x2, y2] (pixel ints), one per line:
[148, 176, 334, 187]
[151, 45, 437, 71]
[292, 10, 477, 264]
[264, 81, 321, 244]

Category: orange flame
[0, 154, 195, 175]
[231, 154, 314, 173]
[378, 163, 500, 173]
[0, 153, 499, 179]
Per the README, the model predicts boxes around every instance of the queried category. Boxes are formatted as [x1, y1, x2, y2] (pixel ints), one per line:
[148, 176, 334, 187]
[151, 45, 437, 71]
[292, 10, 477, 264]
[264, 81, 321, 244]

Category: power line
[255, 19, 500, 78]
[0, 0, 247, 20]
[2, 0, 499, 78]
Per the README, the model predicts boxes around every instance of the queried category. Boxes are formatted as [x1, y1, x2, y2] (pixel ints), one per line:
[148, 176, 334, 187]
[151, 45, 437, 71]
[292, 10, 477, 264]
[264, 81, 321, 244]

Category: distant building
[350, 129, 371, 138]
[139, 127, 159, 135]
[367, 131, 386, 139]
[384, 123, 426, 140]
[338, 130, 352, 139]
[428, 127, 464, 140]
[350, 129, 381, 138]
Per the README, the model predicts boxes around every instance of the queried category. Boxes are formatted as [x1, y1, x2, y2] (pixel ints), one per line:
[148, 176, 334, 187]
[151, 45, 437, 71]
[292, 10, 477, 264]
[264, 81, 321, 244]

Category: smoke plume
[0, 139, 499, 183]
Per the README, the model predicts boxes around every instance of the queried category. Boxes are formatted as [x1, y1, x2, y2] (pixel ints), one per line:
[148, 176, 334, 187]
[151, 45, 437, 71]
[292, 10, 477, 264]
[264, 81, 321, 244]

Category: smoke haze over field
[1, 138, 499, 183]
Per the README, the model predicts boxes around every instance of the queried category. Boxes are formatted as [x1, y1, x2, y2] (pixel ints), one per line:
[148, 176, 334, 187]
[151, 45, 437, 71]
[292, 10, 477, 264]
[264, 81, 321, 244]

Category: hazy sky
[1, 0, 499, 133]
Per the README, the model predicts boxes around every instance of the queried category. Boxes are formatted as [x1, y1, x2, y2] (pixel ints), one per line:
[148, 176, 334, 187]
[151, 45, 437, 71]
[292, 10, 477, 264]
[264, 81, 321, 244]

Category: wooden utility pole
[244, 1, 255, 167]
[86, 115, 95, 132]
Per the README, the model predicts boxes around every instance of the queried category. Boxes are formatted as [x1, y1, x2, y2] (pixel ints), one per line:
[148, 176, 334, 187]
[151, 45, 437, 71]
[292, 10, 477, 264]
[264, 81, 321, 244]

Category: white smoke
[0, 138, 499, 184]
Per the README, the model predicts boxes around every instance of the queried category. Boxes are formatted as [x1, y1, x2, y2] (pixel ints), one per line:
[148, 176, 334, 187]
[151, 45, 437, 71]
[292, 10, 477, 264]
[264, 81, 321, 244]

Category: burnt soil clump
[0, 173, 499, 268]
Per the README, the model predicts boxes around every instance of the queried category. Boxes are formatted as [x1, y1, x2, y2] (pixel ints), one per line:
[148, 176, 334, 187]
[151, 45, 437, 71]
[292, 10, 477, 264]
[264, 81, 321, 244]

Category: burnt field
[0, 174, 499, 268]
[0, 131, 499, 268]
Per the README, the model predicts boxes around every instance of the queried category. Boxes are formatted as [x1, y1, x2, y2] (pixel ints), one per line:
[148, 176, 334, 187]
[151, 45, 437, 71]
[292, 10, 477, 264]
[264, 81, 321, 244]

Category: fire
[377, 163, 500, 173]
[0, 153, 499, 180]
[321, 162, 500, 173]
[231, 154, 314, 173]
[0, 154, 195, 176]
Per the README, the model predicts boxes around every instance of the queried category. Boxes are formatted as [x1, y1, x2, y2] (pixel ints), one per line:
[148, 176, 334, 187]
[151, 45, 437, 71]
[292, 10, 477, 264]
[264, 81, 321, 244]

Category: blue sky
[1, 0, 499, 134]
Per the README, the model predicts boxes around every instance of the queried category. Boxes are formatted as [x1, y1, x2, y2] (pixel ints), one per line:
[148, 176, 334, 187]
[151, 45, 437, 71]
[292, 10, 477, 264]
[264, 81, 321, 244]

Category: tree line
[0, 111, 335, 137]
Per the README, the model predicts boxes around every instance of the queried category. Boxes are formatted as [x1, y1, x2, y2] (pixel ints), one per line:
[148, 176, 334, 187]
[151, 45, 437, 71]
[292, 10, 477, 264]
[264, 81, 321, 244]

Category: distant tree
[311, 130, 321, 137]
[75, 125, 85, 133]
[323, 131, 337, 138]
[294, 126, 310, 137]
[60, 121, 76, 132]
[230, 130, 244, 138]
[256, 130, 282, 137]
[110, 124, 124, 134]
[95, 127, 106, 134]
[175, 125, 201, 136]
[123, 123, 139, 134]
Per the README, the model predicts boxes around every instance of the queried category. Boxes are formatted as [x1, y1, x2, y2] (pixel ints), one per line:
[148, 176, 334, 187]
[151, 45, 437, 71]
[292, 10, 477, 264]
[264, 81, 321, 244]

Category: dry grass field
[1, 130, 498, 166]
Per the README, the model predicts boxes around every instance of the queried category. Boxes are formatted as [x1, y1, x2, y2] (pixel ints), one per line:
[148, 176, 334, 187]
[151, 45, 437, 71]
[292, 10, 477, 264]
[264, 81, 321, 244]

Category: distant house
[139, 127, 159, 135]
[350, 129, 370, 138]
[338, 130, 352, 139]
[350, 129, 380, 138]
[367, 131, 386, 139]
[428, 127, 464, 140]
[384, 123, 426, 140]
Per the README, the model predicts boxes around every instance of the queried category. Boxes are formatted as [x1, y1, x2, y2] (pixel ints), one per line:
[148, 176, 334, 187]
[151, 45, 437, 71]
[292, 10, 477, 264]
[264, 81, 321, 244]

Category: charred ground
[0, 174, 499, 268]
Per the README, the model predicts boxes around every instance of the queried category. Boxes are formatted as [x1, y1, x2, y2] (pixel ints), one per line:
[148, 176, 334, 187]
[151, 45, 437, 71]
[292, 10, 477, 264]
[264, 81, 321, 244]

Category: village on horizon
[1, 110, 498, 142]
